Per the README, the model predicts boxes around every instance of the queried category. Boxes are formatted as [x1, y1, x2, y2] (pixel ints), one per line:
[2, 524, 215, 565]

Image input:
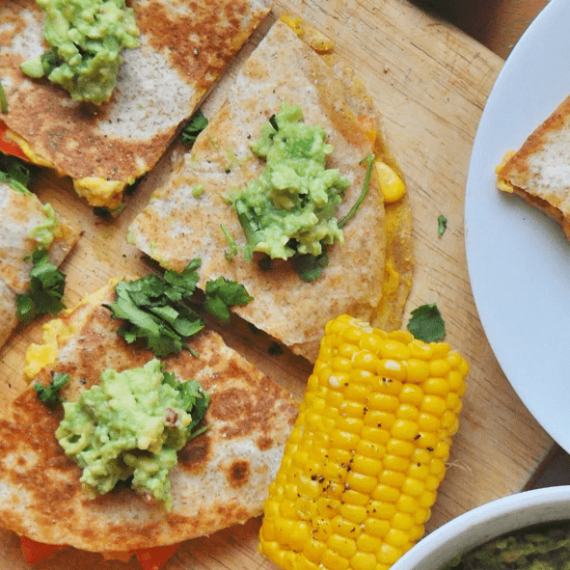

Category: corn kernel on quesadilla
[0, 180, 80, 349]
[497, 94, 570, 241]
[128, 20, 413, 362]
[0, 0, 272, 210]
[0, 280, 298, 563]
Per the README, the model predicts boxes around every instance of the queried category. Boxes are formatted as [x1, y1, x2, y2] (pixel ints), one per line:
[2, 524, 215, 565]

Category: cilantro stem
[0, 81, 7, 114]
[338, 153, 375, 229]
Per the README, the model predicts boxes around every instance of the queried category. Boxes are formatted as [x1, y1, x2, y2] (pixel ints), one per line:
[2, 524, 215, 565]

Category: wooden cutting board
[0, 0, 553, 568]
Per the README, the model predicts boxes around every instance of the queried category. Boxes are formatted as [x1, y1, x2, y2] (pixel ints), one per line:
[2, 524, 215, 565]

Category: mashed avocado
[55, 359, 209, 510]
[28, 203, 59, 249]
[20, 0, 140, 105]
[442, 521, 570, 570]
[232, 102, 350, 263]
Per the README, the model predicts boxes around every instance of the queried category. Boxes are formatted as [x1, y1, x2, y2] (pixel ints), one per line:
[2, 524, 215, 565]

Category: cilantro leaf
[106, 261, 253, 356]
[293, 249, 330, 283]
[407, 303, 446, 342]
[33, 372, 70, 404]
[0, 155, 33, 195]
[438, 215, 447, 237]
[163, 259, 201, 302]
[203, 277, 254, 323]
[16, 249, 66, 325]
[181, 109, 208, 144]
[162, 372, 210, 437]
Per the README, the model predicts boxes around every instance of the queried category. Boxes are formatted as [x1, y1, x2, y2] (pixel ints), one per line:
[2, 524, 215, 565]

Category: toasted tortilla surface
[0, 0, 272, 208]
[0, 282, 298, 552]
[128, 21, 387, 362]
[0, 181, 80, 349]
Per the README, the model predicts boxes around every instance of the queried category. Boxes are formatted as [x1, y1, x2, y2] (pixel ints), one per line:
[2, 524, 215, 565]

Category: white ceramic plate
[465, 0, 570, 454]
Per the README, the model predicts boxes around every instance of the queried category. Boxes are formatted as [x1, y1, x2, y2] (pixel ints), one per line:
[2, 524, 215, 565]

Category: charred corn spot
[259, 315, 468, 570]
[376, 161, 406, 203]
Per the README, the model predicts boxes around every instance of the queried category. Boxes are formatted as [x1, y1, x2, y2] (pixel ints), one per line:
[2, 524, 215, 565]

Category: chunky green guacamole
[55, 359, 209, 510]
[442, 521, 570, 570]
[232, 102, 350, 263]
[28, 203, 58, 249]
[20, 0, 140, 104]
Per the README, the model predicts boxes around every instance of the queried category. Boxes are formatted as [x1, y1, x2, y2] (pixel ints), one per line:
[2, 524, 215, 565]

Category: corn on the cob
[259, 314, 468, 570]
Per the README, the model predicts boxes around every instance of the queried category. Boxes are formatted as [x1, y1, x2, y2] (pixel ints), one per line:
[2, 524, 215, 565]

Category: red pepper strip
[20, 536, 69, 564]
[0, 120, 29, 161]
[135, 543, 180, 570]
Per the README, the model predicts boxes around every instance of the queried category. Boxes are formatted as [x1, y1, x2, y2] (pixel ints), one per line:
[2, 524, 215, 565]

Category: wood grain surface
[0, 0, 554, 568]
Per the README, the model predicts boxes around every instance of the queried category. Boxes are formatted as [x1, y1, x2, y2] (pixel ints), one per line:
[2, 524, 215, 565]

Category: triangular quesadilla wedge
[0, 0, 272, 210]
[497, 94, 570, 240]
[0, 180, 80, 349]
[129, 20, 412, 362]
[0, 280, 298, 566]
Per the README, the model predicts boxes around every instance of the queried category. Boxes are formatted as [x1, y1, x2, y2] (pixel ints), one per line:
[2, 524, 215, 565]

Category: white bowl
[391, 486, 570, 570]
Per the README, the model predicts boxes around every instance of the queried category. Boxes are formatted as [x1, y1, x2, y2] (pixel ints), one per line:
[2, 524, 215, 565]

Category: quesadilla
[497, 94, 570, 241]
[0, 280, 298, 566]
[0, 0, 272, 210]
[0, 180, 80, 349]
[128, 19, 413, 362]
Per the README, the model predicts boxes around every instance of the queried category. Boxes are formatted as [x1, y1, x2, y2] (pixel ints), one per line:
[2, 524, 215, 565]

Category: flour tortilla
[497, 94, 570, 240]
[0, 281, 298, 553]
[0, 0, 272, 209]
[128, 20, 388, 362]
[0, 181, 80, 349]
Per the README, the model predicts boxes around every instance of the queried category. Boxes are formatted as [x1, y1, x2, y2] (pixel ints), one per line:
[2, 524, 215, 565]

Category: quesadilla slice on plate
[497, 94, 570, 241]
[0, 0, 272, 210]
[129, 19, 412, 362]
[0, 179, 80, 349]
[0, 280, 297, 568]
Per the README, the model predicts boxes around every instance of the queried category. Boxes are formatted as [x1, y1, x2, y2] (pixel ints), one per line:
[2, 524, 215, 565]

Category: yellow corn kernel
[390, 419, 418, 440]
[339, 503, 368, 525]
[356, 439, 386, 461]
[352, 351, 381, 373]
[321, 548, 350, 570]
[347, 471, 378, 494]
[342, 489, 370, 506]
[258, 316, 468, 570]
[377, 359, 406, 381]
[297, 555, 320, 570]
[405, 359, 430, 383]
[350, 551, 377, 570]
[356, 533, 383, 553]
[396, 403, 419, 421]
[371, 484, 400, 503]
[368, 393, 399, 413]
[378, 543, 403, 565]
[376, 161, 406, 203]
[352, 455, 383, 477]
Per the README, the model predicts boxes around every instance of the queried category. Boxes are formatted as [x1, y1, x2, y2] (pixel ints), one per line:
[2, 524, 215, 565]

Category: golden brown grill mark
[227, 460, 250, 487]
[135, 0, 252, 90]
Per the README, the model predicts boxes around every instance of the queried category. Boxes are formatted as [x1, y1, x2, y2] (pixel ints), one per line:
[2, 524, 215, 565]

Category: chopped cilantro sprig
[33, 371, 70, 404]
[181, 109, 208, 145]
[0, 155, 33, 195]
[407, 303, 446, 342]
[16, 249, 67, 325]
[105, 259, 253, 358]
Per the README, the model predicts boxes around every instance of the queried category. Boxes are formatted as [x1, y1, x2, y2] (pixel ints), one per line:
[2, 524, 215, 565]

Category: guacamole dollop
[442, 521, 570, 570]
[20, 0, 140, 105]
[232, 102, 350, 262]
[55, 359, 210, 510]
